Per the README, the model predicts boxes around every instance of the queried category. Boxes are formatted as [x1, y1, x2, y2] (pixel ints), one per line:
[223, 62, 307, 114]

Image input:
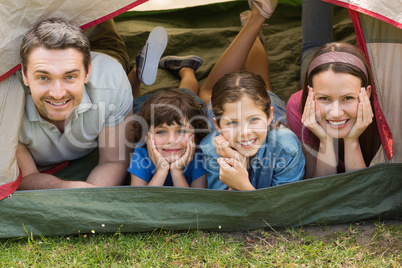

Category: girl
[128, 88, 209, 187]
[201, 71, 305, 190]
[198, 0, 305, 190]
[286, 42, 382, 178]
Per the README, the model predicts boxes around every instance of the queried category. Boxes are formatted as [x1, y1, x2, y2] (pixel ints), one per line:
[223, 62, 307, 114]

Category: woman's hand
[301, 86, 329, 141]
[344, 87, 373, 142]
[170, 135, 195, 172]
[147, 132, 169, 171]
[217, 157, 254, 191]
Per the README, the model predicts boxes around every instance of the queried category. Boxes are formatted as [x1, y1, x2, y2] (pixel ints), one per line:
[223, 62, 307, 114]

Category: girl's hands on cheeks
[147, 132, 169, 172]
[302, 86, 329, 141]
[170, 135, 195, 171]
[217, 157, 253, 191]
[214, 134, 245, 163]
[344, 87, 373, 141]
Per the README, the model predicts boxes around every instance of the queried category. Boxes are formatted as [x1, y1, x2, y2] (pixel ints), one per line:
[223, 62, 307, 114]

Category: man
[16, 18, 134, 189]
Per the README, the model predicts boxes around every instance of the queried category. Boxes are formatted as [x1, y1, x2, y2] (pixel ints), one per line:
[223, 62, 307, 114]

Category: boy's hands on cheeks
[217, 157, 253, 191]
[302, 86, 330, 141]
[169, 135, 195, 188]
[344, 87, 373, 142]
[170, 135, 195, 172]
[147, 132, 169, 172]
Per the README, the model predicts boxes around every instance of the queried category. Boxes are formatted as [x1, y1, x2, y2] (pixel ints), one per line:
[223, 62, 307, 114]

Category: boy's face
[21, 47, 91, 124]
[150, 122, 194, 163]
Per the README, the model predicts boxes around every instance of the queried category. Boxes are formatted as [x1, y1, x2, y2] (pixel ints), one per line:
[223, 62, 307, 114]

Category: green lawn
[1, 221, 400, 267]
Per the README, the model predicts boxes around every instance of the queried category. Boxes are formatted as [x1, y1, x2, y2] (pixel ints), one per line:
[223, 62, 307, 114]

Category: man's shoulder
[86, 52, 128, 89]
[84, 52, 132, 108]
[90, 51, 122, 67]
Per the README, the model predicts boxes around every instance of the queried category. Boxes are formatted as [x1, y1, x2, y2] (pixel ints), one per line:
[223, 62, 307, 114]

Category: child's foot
[240, 10, 268, 46]
[159, 55, 203, 77]
[248, 0, 278, 19]
[136, 26, 168, 85]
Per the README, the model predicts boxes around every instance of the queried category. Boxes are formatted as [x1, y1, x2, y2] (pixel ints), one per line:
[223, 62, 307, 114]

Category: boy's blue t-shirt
[128, 145, 206, 186]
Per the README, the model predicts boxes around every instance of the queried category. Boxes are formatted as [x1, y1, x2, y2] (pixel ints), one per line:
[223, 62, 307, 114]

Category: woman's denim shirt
[200, 126, 305, 190]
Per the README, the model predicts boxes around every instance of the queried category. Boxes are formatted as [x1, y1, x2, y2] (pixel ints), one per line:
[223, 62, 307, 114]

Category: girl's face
[150, 121, 194, 163]
[312, 69, 370, 139]
[214, 95, 273, 157]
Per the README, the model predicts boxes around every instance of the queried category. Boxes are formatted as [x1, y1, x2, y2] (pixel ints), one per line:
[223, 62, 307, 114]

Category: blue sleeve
[189, 151, 206, 182]
[271, 136, 305, 186]
[202, 153, 228, 190]
[127, 146, 154, 183]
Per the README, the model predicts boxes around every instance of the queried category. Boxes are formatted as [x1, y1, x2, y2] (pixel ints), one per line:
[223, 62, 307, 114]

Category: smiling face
[22, 47, 91, 124]
[151, 121, 194, 163]
[215, 95, 273, 157]
[312, 69, 370, 139]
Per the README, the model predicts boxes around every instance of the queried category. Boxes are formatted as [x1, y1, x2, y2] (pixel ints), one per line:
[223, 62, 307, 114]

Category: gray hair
[20, 18, 91, 74]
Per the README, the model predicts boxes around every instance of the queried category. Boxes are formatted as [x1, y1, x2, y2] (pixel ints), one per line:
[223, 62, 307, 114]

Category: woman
[286, 42, 382, 178]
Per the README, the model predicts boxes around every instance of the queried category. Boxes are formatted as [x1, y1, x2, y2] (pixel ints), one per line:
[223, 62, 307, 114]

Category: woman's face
[312, 69, 370, 139]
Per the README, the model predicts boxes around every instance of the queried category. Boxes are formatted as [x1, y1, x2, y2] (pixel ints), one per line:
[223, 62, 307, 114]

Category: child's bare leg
[128, 65, 142, 98]
[178, 67, 199, 94]
[244, 37, 271, 91]
[199, 7, 267, 105]
[159, 55, 203, 95]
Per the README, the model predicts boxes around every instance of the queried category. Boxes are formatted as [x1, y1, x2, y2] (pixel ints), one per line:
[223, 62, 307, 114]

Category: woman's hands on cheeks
[301, 86, 329, 141]
[147, 132, 169, 172]
[170, 135, 195, 171]
[344, 87, 373, 141]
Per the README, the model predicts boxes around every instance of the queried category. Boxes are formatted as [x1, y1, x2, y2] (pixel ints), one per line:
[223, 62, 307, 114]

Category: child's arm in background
[190, 174, 207, 188]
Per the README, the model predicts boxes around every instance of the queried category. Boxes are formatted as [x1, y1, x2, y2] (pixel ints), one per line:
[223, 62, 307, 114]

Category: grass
[1, 221, 400, 267]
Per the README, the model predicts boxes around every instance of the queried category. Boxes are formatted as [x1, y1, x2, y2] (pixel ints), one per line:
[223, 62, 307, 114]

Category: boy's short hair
[133, 88, 210, 145]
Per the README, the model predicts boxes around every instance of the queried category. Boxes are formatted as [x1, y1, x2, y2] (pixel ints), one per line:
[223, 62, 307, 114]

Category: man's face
[22, 47, 90, 123]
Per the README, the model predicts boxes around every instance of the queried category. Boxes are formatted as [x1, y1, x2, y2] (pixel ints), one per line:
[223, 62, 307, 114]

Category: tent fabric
[0, 0, 147, 82]
[0, 1, 401, 237]
[0, 75, 25, 199]
[0, 163, 401, 238]
[326, 0, 402, 162]
[348, 10, 394, 161]
[357, 12, 402, 163]
[323, 0, 402, 29]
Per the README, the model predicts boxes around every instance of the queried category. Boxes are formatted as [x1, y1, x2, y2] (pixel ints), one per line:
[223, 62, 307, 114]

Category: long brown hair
[301, 42, 381, 167]
[133, 88, 210, 145]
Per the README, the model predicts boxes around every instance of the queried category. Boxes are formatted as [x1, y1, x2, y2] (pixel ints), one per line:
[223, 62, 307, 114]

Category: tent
[0, 0, 400, 238]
